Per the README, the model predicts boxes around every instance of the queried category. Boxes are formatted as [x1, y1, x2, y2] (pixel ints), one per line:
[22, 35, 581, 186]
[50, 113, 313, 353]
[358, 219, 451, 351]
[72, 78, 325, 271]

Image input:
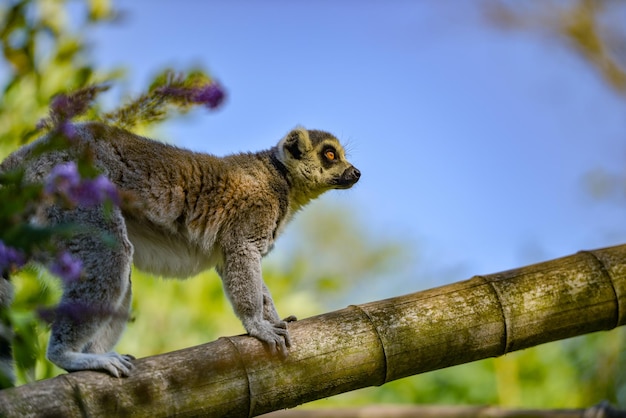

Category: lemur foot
[53, 352, 134, 378]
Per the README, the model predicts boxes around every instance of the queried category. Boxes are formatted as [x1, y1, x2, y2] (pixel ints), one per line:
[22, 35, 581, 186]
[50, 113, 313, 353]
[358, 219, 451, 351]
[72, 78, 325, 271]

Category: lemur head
[276, 127, 360, 204]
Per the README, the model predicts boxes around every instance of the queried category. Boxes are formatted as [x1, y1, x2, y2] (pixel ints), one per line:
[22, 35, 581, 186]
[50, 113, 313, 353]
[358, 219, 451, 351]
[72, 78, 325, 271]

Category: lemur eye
[324, 150, 336, 161]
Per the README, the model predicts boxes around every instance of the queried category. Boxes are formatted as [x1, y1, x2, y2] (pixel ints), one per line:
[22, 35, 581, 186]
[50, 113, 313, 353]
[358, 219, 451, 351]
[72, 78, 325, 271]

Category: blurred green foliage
[486, 0, 626, 96]
[0, 0, 122, 151]
[0, 0, 625, 411]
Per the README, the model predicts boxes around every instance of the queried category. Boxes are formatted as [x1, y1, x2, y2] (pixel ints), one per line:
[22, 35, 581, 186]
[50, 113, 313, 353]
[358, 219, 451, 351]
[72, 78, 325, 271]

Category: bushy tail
[0, 277, 14, 389]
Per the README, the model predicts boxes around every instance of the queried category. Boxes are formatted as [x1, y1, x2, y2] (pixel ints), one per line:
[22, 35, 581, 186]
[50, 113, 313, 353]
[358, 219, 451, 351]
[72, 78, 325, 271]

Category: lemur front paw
[100, 352, 135, 378]
[247, 319, 292, 358]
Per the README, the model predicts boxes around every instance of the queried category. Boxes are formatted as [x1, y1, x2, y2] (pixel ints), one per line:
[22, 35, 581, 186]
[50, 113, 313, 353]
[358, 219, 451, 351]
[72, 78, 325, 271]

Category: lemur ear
[279, 128, 312, 160]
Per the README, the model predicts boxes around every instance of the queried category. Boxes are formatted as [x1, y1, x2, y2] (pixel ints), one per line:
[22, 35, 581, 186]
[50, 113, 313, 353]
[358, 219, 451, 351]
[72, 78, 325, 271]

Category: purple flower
[157, 81, 226, 110]
[0, 241, 26, 275]
[50, 94, 72, 117]
[72, 175, 120, 207]
[191, 82, 225, 109]
[50, 89, 101, 121]
[58, 121, 77, 139]
[50, 252, 82, 283]
[45, 163, 120, 207]
[45, 162, 81, 197]
[91, 175, 120, 205]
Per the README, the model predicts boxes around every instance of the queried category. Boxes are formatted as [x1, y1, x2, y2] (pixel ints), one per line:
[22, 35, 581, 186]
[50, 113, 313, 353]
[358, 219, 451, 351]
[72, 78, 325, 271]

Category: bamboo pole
[0, 244, 625, 417]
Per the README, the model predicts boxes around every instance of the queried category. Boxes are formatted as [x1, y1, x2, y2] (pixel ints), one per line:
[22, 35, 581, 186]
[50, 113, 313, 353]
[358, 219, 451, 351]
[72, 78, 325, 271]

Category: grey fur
[0, 122, 360, 380]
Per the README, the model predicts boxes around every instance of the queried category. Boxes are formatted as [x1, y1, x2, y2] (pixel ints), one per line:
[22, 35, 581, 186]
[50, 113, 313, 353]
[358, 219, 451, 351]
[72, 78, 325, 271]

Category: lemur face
[278, 128, 360, 194]
[313, 136, 360, 190]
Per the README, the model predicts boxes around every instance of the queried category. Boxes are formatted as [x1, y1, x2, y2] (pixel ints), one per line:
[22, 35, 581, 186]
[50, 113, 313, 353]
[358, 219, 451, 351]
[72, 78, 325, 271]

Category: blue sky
[85, 1, 626, 297]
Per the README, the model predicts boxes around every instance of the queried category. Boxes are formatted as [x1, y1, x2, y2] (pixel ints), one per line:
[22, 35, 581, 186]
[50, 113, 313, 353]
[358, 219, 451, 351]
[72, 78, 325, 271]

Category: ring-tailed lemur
[0, 123, 360, 382]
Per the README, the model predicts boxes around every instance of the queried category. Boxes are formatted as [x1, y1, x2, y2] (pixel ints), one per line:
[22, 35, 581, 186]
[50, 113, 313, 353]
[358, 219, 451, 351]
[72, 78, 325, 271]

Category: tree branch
[1, 244, 625, 417]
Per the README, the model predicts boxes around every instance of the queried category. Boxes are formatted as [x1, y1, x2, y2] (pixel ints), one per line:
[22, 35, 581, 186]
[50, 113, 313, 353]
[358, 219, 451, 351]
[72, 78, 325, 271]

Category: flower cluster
[1, 240, 82, 284]
[0, 240, 26, 277]
[1, 240, 82, 285]
[191, 82, 226, 109]
[0, 162, 120, 283]
[45, 162, 120, 207]
[50, 252, 83, 283]
[156, 81, 226, 109]
[36, 84, 110, 137]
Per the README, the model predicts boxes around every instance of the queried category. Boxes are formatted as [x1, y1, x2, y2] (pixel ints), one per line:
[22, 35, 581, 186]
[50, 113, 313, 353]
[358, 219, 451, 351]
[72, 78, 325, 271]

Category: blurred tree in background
[485, 0, 626, 206]
[0, 0, 625, 411]
[485, 0, 626, 95]
[0, 0, 122, 150]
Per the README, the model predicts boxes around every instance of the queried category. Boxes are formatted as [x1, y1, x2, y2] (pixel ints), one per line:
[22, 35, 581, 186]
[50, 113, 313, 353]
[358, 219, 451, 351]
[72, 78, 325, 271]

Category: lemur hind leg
[45, 204, 135, 377]
[82, 277, 133, 357]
